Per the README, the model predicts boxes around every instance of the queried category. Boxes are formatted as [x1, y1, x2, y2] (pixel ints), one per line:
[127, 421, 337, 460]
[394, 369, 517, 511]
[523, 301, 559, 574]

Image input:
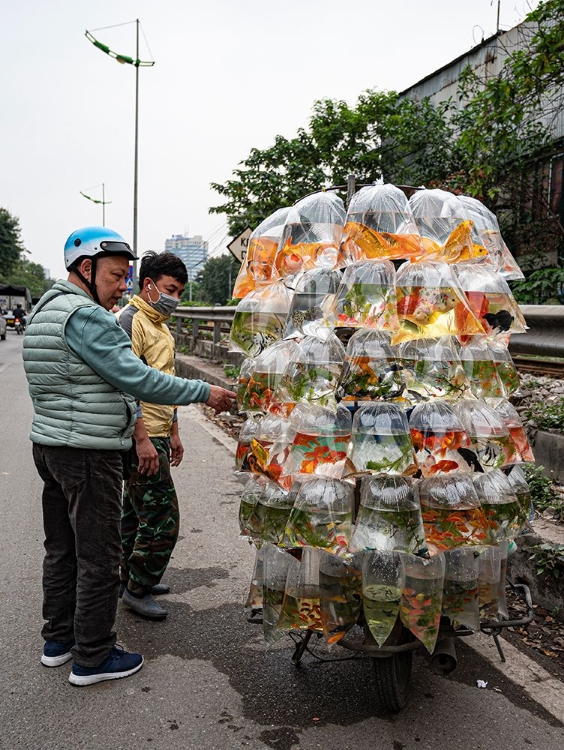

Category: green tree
[210, 0, 564, 274]
[0, 208, 25, 277]
[0, 258, 53, 297]
[196, 255, 241, 305]
[210, 91, 455, 237]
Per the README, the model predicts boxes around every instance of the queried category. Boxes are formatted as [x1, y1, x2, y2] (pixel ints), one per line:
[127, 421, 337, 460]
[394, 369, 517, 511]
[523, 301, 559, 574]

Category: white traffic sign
[227, 227, 252, 262]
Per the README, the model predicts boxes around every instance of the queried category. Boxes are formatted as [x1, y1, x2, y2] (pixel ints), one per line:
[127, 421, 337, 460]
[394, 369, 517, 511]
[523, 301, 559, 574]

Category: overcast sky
[1, 0, 541, 279]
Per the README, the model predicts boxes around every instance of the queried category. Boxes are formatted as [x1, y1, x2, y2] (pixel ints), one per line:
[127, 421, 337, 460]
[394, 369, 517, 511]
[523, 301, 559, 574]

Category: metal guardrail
[173, 304, 564, 358]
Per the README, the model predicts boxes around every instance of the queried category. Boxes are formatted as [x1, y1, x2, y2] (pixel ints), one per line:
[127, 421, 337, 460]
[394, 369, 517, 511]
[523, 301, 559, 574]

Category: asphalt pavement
[1, 329, 563, 750]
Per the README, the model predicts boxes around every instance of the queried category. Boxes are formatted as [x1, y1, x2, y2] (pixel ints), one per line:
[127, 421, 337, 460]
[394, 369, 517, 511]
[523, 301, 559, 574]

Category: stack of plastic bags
[232, 185, 534, 654]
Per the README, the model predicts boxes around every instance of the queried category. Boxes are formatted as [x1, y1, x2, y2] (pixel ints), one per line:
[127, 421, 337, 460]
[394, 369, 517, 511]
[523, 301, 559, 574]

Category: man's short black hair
[139, 251, 188, 287]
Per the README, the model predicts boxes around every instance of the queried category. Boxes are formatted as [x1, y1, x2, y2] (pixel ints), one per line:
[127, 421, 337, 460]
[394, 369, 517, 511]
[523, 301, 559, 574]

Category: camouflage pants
[121, 437, 179, 596]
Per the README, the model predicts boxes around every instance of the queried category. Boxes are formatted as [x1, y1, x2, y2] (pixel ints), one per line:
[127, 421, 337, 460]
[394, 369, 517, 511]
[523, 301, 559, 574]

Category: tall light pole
[85, 22, 154, 287]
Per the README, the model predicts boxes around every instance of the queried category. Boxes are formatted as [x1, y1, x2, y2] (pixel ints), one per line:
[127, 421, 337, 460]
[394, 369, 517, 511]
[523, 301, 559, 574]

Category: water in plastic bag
[418, 473, 490, 553]
[283, 477, 354, 555]
[409, 189, 479, 263]
[284, 268, 341, 339]
[350, 475, 426, 555]
[278, 548, 324, 632]
[232, 208, 289, 298]
[400, 553, 445, 653]
[442, 548, 480, 631]
[489, 339, 521, 396]
[454, 399, 519, 470]
[319, 551, 362, 645]
[263, 544, 300, 646]
[477, 545, 503, 620]
[349, 403, 417, 475]
[485, 400, 532, 462]
[473, 469, 522, 543]
[398, 336, 470, 403]
[235, 415, 262, 472]
[330, 260, 399, 330]
[239, 474, 268, 539]
[409, 401, 474, 476]
[276, 192, 346, 277]
[394, 261, 484, 343]
[245, 546, 266, 616]
[248, 478, 295, 545]
[341, 184, 423, 264]
[241, 339, 299, 414]
[230, 281, 293, 357]
[459, 338, 506, 399]
[362, 551, 405, 647]
[456, 265, 527, 335]
[236, 357, 256, 412]
[505, 465, 534, 533]
[274, 334, 345, 411]
[245, 411, 296, 485]
[338, 330, 404, 403]
[284, 404, 352, 483]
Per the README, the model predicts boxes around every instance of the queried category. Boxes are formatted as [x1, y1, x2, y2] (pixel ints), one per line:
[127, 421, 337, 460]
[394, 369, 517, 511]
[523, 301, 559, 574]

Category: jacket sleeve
[65, 305, 211, 405]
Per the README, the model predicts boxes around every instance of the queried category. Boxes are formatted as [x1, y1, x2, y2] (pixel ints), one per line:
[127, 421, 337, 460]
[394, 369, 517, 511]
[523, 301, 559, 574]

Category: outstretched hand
[206, 385, 237, 415]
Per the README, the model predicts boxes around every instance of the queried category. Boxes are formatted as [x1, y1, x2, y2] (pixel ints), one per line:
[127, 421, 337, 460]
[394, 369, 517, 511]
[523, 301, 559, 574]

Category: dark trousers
[121, 437, 179, 596]
[33, 443, 123, 667]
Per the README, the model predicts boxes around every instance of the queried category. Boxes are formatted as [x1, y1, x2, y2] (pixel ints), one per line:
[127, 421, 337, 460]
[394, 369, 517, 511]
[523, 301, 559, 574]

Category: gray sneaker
[121, 589, 168, 619]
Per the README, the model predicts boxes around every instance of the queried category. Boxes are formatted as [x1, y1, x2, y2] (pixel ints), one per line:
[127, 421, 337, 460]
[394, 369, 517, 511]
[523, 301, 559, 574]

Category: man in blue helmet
[22, 227, 236, 686]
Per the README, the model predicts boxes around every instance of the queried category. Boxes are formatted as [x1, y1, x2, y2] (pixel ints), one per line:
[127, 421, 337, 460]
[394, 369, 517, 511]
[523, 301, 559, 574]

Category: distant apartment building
[164, 234, 208, 281]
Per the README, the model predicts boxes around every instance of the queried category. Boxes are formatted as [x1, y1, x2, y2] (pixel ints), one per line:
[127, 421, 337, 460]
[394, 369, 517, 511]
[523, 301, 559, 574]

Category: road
[1, 329, 563, 750]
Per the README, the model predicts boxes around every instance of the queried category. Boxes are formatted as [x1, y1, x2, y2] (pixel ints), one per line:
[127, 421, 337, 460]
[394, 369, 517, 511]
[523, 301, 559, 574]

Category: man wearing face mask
[118, 251, 193, 619]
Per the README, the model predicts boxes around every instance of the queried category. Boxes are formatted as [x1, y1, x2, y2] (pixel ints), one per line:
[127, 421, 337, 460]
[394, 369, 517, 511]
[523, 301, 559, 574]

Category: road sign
[227, 227, 252, 262]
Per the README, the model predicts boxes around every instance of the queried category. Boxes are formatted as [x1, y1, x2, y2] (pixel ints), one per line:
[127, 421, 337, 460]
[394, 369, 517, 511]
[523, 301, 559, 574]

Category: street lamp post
[85, 21, 154, 287]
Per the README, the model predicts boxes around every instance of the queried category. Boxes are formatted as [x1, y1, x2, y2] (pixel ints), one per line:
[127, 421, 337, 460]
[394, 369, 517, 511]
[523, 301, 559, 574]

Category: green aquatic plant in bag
[362, 550, 405, 647]
[262, 544, 300, 646]
[278, 547, 324, 633]
[442, 548, 480, 631]
[319, 551, 362, 646]
[283, 476, 354, 555]
[349, 402, 416, 476]
[350, 475, 426, 555]
[473, 469, 522, 543]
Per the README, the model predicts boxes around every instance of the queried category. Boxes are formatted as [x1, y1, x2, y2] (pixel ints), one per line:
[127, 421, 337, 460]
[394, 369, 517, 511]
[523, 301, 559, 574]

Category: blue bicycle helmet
[64, 226, 137, 269]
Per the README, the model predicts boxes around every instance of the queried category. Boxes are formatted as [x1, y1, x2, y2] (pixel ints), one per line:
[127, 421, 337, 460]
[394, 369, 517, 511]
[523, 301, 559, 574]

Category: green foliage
[525, 397, 564, 431]
[510, 267, 564, 305]
[0, 257, 52, 297]
[223, 364, 240, 380]
[529, 542, 564, 578]
[210, 1, 564, 260]
[0, 208, 25, 277]
[210, 92, 455, 236]
[522, 464, 562, 514]
[196, 255, 241, 306]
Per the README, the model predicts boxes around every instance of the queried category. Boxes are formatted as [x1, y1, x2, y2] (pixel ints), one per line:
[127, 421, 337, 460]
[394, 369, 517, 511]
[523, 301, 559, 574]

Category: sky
[1, 0, 542, 279]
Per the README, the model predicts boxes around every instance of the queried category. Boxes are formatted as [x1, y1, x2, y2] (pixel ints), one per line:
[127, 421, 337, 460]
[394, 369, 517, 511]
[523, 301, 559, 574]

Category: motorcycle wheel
[370, 623, 414, 713]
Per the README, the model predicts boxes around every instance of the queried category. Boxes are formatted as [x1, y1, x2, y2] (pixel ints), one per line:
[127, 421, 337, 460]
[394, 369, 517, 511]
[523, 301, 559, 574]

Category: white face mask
[146, 279, 180, 317]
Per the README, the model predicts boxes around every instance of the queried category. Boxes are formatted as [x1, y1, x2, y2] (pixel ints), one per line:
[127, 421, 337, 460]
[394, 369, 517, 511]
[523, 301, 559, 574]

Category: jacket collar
[129, 294, 170, 324]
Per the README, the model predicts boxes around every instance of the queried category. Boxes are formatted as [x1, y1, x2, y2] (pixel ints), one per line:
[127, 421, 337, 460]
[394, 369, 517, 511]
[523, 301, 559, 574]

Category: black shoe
[119, 582, 170, 598]
[41, 638, 75, 667]
[121, 589, 168, 619]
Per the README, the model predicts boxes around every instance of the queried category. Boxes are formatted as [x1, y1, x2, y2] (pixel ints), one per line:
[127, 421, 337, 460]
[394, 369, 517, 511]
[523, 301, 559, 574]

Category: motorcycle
[15, 317, 26, 335]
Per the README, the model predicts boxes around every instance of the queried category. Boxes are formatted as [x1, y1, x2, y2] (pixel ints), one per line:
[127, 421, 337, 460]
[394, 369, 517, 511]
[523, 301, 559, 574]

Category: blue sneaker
[69, 645, 143, 686]
[41, 638, 75, 667]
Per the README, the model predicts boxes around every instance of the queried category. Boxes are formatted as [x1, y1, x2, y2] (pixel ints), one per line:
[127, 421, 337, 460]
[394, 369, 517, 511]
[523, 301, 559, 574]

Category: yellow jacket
[118, 295, 176, 437]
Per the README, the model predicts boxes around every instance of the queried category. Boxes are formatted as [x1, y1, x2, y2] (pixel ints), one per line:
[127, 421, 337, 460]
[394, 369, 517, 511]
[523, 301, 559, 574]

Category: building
[165, 234, 208, 281]
[399, 19, 564, 266]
